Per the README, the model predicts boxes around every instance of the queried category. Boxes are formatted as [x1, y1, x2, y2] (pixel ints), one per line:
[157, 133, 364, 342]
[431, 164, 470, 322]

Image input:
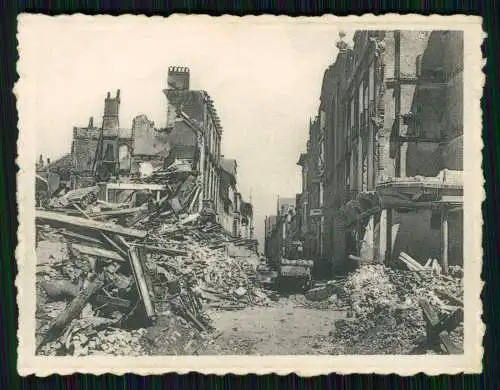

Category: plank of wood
[38, 275, 104, 349]
[136, 244, 188, 257]
[59, 230, 102, 245]
[398, 255, 420, 271]
[95, 294, 131, 309]
[89, 205, 146, 217]
[71, 243, 125, 262]
[400, 252, 425, 270]
[419, 298, 440, 327]
[439, 331, 464, 354]
[122, 241, 155, 319]
[106, 183, 166, 191]
[36, 210, 147, 239]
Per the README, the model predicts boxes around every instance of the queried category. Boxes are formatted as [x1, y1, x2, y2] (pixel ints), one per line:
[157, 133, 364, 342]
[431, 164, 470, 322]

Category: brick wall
[72, 127, 100, 173]
[132, 114, 170, 156]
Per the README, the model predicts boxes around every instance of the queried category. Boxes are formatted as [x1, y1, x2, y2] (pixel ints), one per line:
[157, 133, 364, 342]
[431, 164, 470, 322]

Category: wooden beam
[134, 244, 188, 257]
[127, 245, 155, 319]
[95, 294, 131, 309]
[439, 331, 463, 354]
[71, 204, 130, 263]
[89, 205, 146, 217]
[419, 298, 440, 327]
[39, 275, 104, 347]
[36, 210, 147, 239]
[105, 183, 166, 191]
[71, 243, 125, 262]
[59, 230, 102, 245]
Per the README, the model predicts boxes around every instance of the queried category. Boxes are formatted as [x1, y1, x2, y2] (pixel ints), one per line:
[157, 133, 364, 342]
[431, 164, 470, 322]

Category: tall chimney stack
[167, 66, 190, 90]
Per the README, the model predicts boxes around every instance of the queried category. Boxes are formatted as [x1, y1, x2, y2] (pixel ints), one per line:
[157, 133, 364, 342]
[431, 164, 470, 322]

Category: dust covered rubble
[328, 262, 464, 355]
[35, 196, 269, 356]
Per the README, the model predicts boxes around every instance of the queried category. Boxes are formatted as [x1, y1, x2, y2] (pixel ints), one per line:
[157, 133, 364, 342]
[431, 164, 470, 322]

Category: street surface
[208, 299, 346, 355]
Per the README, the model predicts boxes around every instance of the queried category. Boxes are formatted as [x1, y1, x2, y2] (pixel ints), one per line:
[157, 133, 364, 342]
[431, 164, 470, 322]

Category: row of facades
[265, 30, 464, 275]
[37, 67, 254, 240]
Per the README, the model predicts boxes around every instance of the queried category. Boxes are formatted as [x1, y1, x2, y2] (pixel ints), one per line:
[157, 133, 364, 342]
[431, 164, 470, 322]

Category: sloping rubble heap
[331, 264, 463, 355]
[36, 200, 267, 357]
[142, 218, 271, 311]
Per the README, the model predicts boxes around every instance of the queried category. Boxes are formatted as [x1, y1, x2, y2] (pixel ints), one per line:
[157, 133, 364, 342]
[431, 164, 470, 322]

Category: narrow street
[32, 28, 466, 362]
[209, 300, 346, 355]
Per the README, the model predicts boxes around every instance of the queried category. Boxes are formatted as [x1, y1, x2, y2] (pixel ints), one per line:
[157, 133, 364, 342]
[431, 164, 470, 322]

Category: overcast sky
[21, 15, 346, 249]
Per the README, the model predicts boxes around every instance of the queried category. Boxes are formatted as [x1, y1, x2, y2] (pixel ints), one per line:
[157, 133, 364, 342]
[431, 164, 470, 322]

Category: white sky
[21, 15, 346, 250]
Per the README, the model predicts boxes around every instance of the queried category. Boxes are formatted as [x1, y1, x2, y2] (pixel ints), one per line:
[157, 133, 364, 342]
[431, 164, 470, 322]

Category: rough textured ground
[205, 299, 346, 355]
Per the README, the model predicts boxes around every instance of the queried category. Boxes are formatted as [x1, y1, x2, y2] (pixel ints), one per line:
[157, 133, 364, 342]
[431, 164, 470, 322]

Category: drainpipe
[394, 30, 402, 177]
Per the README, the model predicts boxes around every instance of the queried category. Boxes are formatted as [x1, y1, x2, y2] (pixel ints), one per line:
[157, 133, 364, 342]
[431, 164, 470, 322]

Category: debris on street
[36, 168, 266, 356]
[330, 259, 463, 355]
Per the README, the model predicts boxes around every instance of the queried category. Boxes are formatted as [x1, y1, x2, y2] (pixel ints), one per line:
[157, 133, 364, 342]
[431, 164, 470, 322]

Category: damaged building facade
[218, 157, 255, 239]
[295, 30, 464, 275]
[43, 67, 254, 239]
[264, 197, 300, 267]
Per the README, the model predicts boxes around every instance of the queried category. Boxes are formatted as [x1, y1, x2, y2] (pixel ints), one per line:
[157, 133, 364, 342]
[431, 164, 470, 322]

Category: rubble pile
[332, 260, 463, 355]
[35, 167, 266, 356]
[144, 217, 271, 310]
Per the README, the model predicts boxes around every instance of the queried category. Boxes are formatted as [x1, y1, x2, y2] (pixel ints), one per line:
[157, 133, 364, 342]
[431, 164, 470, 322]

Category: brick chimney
[102, 90, 120, 136]
[167, 66, 190, 90]
[104, 90, 120, 117]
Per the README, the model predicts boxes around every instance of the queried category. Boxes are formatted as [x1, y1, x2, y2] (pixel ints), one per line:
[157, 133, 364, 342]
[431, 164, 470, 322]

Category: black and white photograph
[16, 14, 483, 375]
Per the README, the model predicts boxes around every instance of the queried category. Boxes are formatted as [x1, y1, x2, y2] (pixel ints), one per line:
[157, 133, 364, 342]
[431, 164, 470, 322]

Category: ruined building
[45, 67, 254, 239]
[218, 158, 239, 235]
[264, 197, 299, 266]
[296, 30, 464, 275]
[70, 91, 133, 186]
[163, 66, 222, 213]
[218, 157, 255, 239]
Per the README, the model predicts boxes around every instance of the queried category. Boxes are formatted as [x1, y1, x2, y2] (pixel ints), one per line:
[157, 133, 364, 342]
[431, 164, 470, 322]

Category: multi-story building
[240, 200, 254, 240]
[46, 67, 258, 244]
[315, 30, 464, 274]
[263, 196, 299, 266]
[164, 66, 222, 213]
[217, 157, 255, 238]
[218, 157, 239, 235]
[296, 116, 325, 271]
[264, 215, 279, 266]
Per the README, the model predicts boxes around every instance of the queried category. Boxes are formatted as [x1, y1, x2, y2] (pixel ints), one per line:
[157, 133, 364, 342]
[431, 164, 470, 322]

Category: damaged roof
[278, 197, 296, 215]
[40, 153, 74, 173]
[220, 158, 237, 178]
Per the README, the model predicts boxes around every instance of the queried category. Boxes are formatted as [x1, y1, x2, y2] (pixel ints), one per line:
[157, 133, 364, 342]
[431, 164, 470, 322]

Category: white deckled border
[15, 13, 485, 376]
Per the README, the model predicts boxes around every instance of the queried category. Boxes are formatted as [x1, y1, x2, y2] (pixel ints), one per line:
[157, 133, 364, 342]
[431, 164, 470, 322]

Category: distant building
[240, 200, 254, 240]
[218, 157, 238, 235]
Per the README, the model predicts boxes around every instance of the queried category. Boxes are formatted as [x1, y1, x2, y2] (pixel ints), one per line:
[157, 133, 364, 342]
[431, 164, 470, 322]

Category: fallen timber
[70, 243, 126, 262]
[416, 298, 463, 354]
[130, 244, 188, 257]
[72, 205, 156, 320]
[37, 274, 105, 350]
[36, 210, 148, 239]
